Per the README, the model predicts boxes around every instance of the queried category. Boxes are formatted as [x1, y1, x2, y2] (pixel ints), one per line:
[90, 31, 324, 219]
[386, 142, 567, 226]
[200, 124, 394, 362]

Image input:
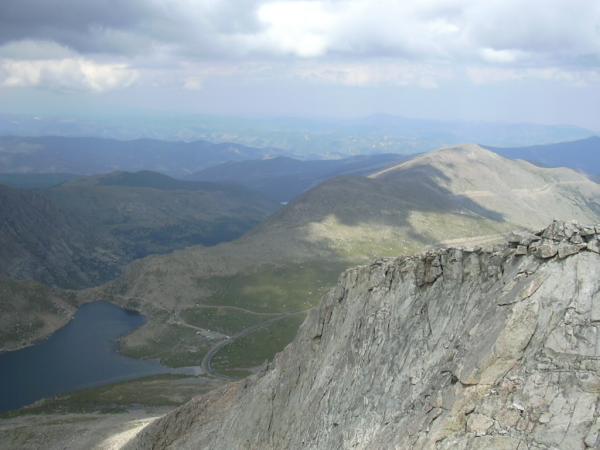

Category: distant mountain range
[0, 136, 274, 177]
[0, 113, 594, 158]
[188, 135, 600, 203]
[93, 145, 600, 372]
[3, 137, 600, 371]
[0, 133, 597, 184]
[489, 136, 600, 181]
[190, 154, 410, 202]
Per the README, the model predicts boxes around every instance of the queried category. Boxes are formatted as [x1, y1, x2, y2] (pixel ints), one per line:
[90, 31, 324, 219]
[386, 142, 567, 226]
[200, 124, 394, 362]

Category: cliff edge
[129, 220, 600, 449]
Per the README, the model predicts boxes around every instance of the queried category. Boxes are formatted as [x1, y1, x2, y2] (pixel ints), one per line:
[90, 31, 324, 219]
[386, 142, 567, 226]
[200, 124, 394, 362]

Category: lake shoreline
[0, 302, 181, 414]
[0, 298, 149, 355]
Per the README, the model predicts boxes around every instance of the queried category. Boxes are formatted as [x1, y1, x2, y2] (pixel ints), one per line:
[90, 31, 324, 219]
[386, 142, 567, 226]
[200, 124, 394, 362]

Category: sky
[0, 0, 599, 130]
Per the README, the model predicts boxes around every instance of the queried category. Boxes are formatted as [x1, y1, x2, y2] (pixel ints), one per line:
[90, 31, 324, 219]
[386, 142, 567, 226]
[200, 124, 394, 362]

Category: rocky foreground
[129, 221, 600, 449]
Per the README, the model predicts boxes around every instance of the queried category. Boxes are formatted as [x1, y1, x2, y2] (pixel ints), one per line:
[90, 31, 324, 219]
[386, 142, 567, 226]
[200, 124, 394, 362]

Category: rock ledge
[129, 221, 600, 450]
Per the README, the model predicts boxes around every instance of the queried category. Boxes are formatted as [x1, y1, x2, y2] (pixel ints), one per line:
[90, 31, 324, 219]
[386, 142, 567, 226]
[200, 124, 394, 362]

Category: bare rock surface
[129, 221, 600, 450]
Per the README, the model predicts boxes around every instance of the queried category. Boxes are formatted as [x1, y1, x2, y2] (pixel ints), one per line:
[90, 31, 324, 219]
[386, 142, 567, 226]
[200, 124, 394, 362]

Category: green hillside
[96, 145, 600, 377]
[0, 172, 280, 352]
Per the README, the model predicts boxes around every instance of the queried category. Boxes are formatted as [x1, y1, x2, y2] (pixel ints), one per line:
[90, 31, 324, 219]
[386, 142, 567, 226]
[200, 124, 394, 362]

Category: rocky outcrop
[129, 221, 600, 449]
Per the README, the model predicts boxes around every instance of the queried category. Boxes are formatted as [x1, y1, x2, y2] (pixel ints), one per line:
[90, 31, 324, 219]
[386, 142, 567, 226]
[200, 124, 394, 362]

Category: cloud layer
[0, 0, 599, 94]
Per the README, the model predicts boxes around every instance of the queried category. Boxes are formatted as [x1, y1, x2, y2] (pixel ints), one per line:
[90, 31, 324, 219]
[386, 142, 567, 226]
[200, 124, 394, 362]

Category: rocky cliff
[130, 221, 600, 449]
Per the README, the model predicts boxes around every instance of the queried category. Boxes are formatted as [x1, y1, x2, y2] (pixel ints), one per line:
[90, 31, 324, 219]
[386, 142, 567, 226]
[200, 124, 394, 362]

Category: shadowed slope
[94, 145, 600, 372]
[0, 171, 278, 289]
[371, 144, 600, 228]
[0, 171, 280, 352]
[0, 184, 119, 288]
[190, 154, 410, 202]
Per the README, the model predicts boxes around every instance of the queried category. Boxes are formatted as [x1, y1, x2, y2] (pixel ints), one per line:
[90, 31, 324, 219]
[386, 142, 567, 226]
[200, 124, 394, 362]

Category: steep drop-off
[131, 221, 600, 449]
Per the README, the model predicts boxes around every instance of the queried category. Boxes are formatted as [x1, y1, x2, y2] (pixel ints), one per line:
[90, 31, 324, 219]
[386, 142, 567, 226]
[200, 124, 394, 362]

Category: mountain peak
[369, 143, 499, 179]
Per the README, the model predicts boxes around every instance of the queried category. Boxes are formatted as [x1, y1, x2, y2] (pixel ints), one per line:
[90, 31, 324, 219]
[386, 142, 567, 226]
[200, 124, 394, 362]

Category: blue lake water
[0, 301, 173, 413]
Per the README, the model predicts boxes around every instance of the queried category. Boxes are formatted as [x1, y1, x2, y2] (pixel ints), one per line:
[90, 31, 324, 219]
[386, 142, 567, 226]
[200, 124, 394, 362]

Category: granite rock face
[130, 221, 600, 450]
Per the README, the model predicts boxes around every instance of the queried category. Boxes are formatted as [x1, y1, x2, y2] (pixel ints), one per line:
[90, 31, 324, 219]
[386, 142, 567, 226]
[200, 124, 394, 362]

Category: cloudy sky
[1, 0, 599, 130]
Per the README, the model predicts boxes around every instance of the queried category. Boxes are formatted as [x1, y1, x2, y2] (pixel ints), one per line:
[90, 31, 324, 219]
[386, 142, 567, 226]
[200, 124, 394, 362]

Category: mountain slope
[0, 184, 120, 288]
[0, 277, 78, 352]
[489, 136, 600, 181]
[190, 154, 410, 202]
[261, 144, 600, 259]
[0, 173, 78, 189]
[0, 172, 279, 355]
[47, 171, 279, 258]
[96, 145, 600, 372]
[0, 171, 278, 288]
[369, 143, 600, 230]
[3, 114, 592, 157]
[130, 221, 600, 449]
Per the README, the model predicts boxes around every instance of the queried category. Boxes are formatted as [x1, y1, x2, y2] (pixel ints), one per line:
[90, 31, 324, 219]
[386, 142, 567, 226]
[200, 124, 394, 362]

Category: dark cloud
[0, 0, 264, 56]
[0, 0, 151, 52]
[0, 0, 598, 95]
[0, 0, 598, 67]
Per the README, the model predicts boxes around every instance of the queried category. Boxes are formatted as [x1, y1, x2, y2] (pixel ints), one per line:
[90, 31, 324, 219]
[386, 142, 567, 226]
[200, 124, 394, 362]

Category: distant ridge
[69, 170, 254, 194]
[190, 154, 410, 202]
[0, 136, 274, 177]
[488, 136, 600, 181]
[94, 144, 600, 372]
[1, 114, 593, 157]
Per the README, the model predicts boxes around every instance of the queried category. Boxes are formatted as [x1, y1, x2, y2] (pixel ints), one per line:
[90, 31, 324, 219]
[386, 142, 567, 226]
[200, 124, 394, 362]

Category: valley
[2, 139, 600, 449]
[91, 144, 600, 380]
[0, 302, 183, 414]
[0, 170, 279, 353]
[3, 3, 599, 447]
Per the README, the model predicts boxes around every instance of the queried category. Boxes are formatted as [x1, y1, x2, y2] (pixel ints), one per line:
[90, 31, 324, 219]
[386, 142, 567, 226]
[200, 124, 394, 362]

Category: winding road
[114, 295, 312, 380]
[200, 308, 312, 379]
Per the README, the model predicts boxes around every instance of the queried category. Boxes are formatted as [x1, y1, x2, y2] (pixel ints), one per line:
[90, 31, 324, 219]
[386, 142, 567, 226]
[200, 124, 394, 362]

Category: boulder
[537, 242, 558, 259]
[558, 242, 583, 259]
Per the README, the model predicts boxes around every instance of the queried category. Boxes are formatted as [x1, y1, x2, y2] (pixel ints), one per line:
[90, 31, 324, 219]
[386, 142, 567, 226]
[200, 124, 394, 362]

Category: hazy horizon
[3, 110, 599, 132]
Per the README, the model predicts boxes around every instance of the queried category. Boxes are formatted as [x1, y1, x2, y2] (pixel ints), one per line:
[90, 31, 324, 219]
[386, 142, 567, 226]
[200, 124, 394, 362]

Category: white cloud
[480, 48, 523, 64]
[253, 1, 333, 57]
[238, 0, 600, 66]
[1, 0, 600, 90]
[222, 0, 600, 87]
[0, 58, 138, 92]
[247, 0, 464, 59]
